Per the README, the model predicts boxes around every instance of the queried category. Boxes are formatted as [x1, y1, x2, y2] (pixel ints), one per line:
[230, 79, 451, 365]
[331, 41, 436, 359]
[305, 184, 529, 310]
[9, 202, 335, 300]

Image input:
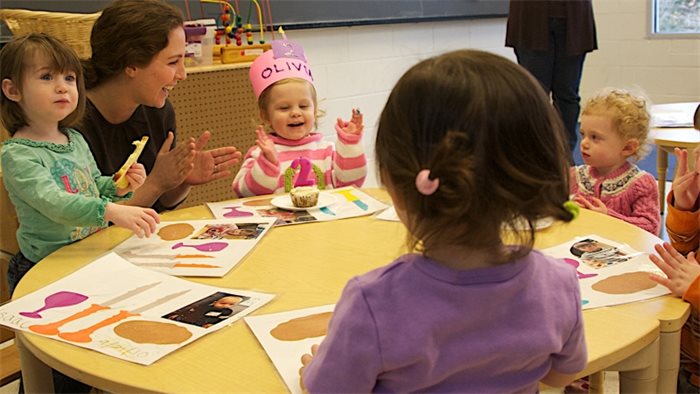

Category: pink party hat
[249, 40, 314, 99]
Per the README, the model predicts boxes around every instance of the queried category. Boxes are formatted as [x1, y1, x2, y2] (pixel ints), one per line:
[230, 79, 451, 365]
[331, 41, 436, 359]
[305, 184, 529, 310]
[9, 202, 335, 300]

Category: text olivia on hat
[249, 39, 314, 99]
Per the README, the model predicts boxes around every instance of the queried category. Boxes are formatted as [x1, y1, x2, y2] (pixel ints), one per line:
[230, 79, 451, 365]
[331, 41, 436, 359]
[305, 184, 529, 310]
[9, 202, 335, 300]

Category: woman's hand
[184, 130, 242, 185]
[149, 132, 196, 191]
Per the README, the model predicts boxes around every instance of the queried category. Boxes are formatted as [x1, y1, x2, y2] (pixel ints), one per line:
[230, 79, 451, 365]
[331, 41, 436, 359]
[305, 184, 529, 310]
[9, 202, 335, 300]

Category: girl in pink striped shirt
[570, 89, 660, 235]
[232, 39, 366, 197]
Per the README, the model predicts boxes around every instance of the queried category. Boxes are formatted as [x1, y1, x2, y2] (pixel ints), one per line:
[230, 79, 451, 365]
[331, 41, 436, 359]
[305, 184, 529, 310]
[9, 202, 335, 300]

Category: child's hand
[573, 195, 608, 215]
[649, 242, 700, 297]
[336, 108, 364, 135]
[255, 126, 278, 165]
[298, 343, 318, 392]
[116, 163, 147, 196]
[671, 147, 700, 211]
[104, 203, 160, 238]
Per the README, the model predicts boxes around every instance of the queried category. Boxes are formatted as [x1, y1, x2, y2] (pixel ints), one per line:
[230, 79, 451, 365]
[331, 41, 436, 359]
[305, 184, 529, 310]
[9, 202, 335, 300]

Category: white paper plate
[270, 193, 337, 211]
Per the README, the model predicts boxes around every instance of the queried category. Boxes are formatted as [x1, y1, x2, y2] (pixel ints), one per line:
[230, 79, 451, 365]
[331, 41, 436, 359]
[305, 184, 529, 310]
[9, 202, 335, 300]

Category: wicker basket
[0, 9, 101, 59]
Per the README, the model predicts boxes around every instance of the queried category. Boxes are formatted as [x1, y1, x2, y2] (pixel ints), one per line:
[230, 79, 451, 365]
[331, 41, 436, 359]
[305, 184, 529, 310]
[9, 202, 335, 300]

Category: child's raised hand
[671, 147, 700, 211]
[336, 108, 364, 135]
[573, 195, 608, 215]
[298, 343, 318, 392]
[649, 242, 700, 298]
[116, 163, 147, 196]
[255, 125, 278, 165]
[104, 203, 160, 238]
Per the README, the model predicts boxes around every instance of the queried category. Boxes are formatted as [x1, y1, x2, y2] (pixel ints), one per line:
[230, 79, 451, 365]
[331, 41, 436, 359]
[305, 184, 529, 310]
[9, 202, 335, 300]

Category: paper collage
[0, 253, 274, 365]
[207, 186, 388, 226]
[113, 217, 276, 277]
[245, 304, 335, 394]
[541, 234, 670, 309]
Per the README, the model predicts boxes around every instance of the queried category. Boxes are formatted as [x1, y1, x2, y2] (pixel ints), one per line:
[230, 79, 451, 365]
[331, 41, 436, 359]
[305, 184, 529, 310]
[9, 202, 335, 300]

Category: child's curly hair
[581, 89, 651, 161]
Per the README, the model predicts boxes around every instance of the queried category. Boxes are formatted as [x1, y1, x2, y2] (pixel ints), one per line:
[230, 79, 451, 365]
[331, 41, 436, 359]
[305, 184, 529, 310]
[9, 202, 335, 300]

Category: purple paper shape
[563, 258, 598, 279]
[223, 206, 254, 218]
[172, 241, 228, 252]
[20, 291, 88, 319]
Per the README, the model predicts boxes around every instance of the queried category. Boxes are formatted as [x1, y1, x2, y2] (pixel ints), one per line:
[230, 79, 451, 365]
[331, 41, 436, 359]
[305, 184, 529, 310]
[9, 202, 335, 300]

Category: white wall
[582, 0, 700, 104]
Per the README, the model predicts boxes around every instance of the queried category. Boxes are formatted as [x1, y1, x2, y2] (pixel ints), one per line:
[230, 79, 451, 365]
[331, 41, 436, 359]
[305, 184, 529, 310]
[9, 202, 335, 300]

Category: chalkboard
[1, 0, 509, 34]
[232, 0, 510, 30]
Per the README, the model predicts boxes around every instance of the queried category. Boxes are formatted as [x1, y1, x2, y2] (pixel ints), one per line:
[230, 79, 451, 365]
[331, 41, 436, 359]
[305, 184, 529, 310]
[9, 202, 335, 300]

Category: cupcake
[290, 186, 319, 208]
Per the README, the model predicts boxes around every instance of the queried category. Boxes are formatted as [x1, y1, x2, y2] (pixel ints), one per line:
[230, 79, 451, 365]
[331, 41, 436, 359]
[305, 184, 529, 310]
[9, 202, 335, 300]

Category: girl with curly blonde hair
[570, 88, 660, 234]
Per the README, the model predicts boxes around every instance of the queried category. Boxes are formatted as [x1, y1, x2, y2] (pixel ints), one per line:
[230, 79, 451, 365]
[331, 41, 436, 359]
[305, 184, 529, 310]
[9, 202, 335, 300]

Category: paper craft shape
[376, 206, 399, 222]
[20, 291, 88, 318]
[114, 218, 276, 277]
[0, 253, 274, 365]
[208, 186, 389, 226]
[113, 136, 148, 189]
[246, 304, 335, 394]
[541, 235, 669, 309]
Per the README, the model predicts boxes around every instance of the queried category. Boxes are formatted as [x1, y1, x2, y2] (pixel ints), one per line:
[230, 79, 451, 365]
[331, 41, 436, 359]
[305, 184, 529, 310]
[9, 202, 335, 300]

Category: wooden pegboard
[169, 64, 259, 208]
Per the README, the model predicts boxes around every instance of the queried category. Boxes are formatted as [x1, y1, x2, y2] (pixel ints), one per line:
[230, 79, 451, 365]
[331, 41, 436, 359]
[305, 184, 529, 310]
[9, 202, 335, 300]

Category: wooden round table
[14, 189, 689, 393]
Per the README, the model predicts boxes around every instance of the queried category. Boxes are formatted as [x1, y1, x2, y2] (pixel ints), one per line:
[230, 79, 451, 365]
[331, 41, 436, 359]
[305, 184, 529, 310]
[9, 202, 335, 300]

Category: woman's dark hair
[375, 49, 574, 260]
[83, 0, 183, 89]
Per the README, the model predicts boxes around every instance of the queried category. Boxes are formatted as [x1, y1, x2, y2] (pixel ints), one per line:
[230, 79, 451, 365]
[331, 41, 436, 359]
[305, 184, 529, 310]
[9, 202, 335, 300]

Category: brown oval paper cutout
[114, 320, 192, 345]
[158, 223, 195, 241]
[591, 271, 657, 295]
[242, 198, 273, 207]
[270, 312, 332, 341]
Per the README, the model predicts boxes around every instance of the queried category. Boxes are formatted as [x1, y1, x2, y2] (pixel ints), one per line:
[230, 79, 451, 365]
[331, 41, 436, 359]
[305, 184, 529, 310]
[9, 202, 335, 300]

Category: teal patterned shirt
[1, 128, 126, 262]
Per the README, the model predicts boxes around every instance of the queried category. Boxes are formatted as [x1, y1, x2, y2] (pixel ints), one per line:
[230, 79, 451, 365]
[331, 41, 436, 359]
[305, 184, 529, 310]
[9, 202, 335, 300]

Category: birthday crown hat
[249, 39, 314, 99]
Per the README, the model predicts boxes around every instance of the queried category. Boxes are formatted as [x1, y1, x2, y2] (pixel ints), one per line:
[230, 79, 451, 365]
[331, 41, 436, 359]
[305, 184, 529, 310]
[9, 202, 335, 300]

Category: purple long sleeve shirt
[303, 251, 587, 393]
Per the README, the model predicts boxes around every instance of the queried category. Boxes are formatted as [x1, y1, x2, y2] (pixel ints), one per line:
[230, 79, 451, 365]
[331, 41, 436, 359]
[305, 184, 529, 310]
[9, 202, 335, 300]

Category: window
[651, 0, 700, 35]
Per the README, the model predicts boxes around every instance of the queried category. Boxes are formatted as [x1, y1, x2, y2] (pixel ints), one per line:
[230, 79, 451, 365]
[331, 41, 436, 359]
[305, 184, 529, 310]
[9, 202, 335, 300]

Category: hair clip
[415, 169, 439, 196]
[563, 200, 580, 219]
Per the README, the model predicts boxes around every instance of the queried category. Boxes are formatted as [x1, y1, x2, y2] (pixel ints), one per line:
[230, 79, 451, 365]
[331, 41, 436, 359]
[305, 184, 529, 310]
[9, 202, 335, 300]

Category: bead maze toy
[198, 0, 272, 64]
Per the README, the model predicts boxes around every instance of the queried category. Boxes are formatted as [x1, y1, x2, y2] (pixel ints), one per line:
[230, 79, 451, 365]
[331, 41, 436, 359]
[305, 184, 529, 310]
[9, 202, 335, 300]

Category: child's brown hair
[581, 88, 651, 161]
[0, 33, 86, 135]
[376, 49, 574, 259]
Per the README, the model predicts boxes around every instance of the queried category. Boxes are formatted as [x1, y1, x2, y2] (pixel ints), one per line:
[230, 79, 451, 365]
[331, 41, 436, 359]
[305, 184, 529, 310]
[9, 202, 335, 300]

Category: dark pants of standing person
[514, 17, 586, 153]
[8, 252, 92, 394]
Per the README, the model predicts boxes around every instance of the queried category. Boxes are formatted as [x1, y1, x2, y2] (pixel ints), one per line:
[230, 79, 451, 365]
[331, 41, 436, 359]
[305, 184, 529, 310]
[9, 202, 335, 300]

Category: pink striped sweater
[570, 161, 660, 235]
[232, 125, 366, 197]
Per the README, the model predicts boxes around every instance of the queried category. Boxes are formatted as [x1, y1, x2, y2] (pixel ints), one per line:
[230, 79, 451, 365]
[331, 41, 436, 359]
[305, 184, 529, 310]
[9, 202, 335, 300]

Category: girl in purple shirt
[299, 49, 588, 393]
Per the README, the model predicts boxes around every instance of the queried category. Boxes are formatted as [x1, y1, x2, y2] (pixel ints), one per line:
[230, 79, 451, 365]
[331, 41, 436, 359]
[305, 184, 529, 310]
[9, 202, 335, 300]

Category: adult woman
[80, 0, 241, 211]
[505, 0, 597, 154]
